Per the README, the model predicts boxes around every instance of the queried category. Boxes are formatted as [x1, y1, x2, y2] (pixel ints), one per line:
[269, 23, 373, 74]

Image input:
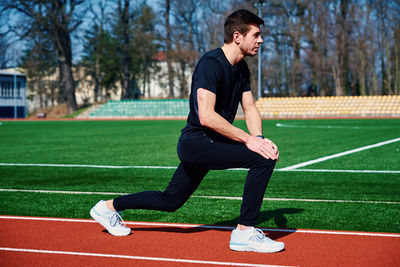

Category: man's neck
[221, 43, 245, 66]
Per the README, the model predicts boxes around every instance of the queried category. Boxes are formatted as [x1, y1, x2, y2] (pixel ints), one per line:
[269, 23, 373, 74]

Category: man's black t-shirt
[181, 48, 251, 142]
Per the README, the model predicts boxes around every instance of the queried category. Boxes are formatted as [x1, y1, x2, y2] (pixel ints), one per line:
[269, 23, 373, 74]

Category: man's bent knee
[252, 155, 276, 170]
[162, 201, 184, 212]
[160, 191, 188, 212]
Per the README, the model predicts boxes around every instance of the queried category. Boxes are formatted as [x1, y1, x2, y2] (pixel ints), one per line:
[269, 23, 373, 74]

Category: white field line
[276, 168, 400, 174]
[1, 188, 399, 205]
[278, 137, 400, 171]
[0, 215, 399, 238]
[0, 163, 247, 171]
[275, 123, 397, 130]
[0, 162, 399, 174]
[276, 123, 365, 129]
[0, 247, 292, 267]
[0, 188, 124, 195]
[0, 162, 177, 169]
[193, 195, 400, 205]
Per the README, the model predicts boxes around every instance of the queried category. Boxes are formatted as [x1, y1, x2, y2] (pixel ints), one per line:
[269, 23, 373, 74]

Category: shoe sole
[90, 208, 131, 236]
[229, 244, 284, 253]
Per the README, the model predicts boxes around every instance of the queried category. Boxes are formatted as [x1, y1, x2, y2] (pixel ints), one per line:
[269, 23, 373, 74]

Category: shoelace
[110, 212, 127, 228]
[250, 228, 267, 243]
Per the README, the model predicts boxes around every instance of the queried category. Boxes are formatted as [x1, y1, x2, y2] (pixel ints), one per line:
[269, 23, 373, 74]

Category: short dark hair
[224, 9, 264, 44]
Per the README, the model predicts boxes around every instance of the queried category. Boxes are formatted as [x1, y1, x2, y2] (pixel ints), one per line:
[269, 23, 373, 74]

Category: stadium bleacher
[256, 95, 400, 118]
[89, 99, 190, 118]
[87, 95, 400, 119]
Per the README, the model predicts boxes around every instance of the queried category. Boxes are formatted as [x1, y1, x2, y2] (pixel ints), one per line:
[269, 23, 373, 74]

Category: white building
[0, 69, 27, 118]
[142, 51, 192, 98]
[13, 51, 193, 112]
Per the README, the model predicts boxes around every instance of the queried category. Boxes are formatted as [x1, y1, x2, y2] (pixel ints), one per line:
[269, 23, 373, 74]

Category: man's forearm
[244, 105, 263, 137]
[201, 105, 278, 161]
[197, 88, 251, 143]
[200, 109, 250, 143]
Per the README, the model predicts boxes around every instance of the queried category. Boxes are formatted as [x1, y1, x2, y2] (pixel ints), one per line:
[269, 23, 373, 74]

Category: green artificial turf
[0, 119, 399, 233]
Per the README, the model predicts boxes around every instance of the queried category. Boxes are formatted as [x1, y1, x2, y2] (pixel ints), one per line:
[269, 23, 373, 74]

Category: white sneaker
[90, 200, 131, 236]
[230, 227, 284, 253]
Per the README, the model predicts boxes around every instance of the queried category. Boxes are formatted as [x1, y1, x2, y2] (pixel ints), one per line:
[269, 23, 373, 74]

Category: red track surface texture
[0, 216, 399, 267]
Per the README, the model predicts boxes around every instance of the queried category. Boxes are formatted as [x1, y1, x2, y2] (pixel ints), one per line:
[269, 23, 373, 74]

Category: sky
[2, 0, 162, 66]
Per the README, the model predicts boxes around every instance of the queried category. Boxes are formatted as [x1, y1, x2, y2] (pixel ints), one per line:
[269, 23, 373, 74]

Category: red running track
[0, 216, 399, 267]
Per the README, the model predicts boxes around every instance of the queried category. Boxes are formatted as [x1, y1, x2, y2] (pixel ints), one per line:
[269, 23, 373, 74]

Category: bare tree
[197, 0, 228, 53]
[164, 0, 175, 97]
[20, 29, 57, 109]
[170, 0, 200, 97]
[350, 4, 374, 95]
[0, 32, 10, 68]
[117, 0, 134, 99]
[394, 22, 400, 95]
[303, 0, 332, 96]
[1, 0, 84, 113]
[84, 0, 110, 102]
[133, 3, 158, 98]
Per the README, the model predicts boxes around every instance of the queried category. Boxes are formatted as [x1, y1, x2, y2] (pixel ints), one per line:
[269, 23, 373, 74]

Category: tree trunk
[94, 56, 100, 102]
[335, 0, 350, 96]
[358, 50, 366, 96]
[371, 67, 379, 95]
[165, 0, 174, 98]
[384, 41, 392, 94]
[119, 0, 133, 100]
[380, 43, 387, 95]
[38, 77, 44, 109]
[179, 59, 187, 97]
[52, 1, 79, 113]
[332, 63, 343, 96]
[395, 38, 400, 95]
[54, 29, 78, 113]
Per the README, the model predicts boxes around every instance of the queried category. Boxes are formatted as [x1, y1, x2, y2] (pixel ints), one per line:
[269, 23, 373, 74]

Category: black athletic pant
[113, 133, 276, 226]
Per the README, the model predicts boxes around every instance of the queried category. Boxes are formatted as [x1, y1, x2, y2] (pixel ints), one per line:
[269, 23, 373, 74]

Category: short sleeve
[192, 57, 222, 94]
[243, 79, 251, 92]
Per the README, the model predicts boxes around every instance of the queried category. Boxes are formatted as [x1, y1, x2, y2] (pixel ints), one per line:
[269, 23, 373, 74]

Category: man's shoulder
[199, 48, 224, 64]
[195, 48, 224, 74]
[202, 47, 222, 57]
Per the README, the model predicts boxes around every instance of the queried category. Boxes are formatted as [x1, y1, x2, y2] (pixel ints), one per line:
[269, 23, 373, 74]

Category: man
[90, 9, 284, 253]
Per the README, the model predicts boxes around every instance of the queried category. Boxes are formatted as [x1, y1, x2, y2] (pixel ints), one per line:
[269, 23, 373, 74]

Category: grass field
[0, 119, 399, 233]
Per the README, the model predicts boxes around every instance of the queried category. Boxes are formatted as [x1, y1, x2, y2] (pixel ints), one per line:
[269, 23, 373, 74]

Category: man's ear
[233, 31, 242, 45]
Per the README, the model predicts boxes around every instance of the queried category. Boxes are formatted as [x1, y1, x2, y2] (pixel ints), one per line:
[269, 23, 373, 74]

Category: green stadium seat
[89, 99, 190, 118]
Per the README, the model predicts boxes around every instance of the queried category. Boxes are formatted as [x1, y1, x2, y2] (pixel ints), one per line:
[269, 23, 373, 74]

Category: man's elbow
[199, 112, 212, 128]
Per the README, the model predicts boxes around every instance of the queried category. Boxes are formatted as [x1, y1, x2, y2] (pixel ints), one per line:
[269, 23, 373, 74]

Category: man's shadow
[131, 207, 303, 239]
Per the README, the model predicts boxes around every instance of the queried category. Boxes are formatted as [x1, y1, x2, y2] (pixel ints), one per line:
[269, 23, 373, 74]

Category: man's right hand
[245, 136, 279, 161]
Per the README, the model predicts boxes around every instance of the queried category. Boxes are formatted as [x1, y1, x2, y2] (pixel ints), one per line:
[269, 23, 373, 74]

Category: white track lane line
[0, 247, 294, 267]
[0, 215, 399, 238]
[1, 188, 398, 205]
[278, 137, 400, 171]
[1, 162, 400, 174]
